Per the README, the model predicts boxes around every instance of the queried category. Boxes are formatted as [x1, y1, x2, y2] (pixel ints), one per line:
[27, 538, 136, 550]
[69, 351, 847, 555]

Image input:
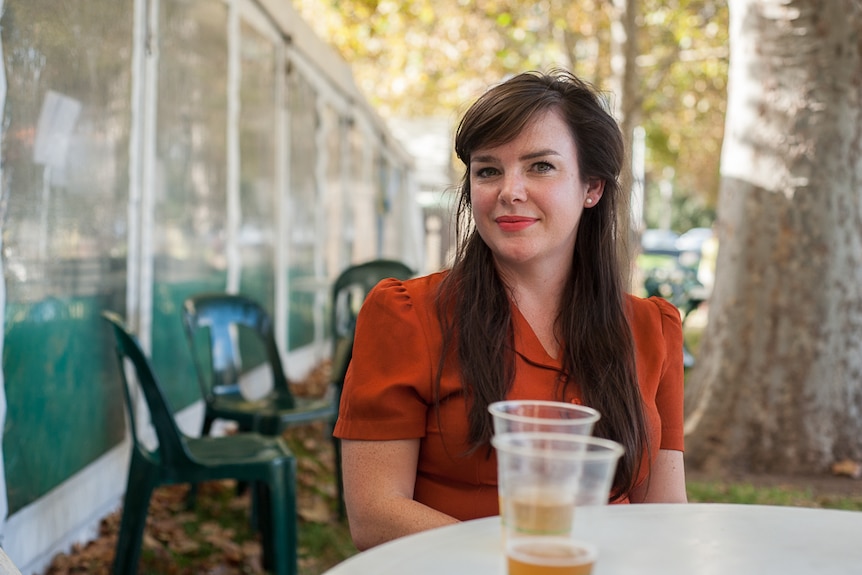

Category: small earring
[585, 198, 593, 205]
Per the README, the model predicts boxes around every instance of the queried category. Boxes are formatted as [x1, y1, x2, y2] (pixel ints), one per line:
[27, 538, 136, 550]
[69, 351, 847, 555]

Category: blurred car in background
[675, 227, 714, 268]
[675, 227, 713, 252]
[640, 228, 681, 257]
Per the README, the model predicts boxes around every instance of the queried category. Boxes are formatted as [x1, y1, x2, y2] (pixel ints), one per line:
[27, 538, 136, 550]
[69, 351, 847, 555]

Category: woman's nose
[498, 173, 527, 204]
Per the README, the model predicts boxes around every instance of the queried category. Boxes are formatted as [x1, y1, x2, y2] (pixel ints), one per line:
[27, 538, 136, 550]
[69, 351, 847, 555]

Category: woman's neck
[496, 261, 570, 359]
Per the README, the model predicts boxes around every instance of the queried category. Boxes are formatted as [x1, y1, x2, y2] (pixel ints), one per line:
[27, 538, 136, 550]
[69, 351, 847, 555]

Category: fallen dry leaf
[831, 459, 862, 479]
[142, 533, 162, 550]
[169, 538, 201, 555]
[298, 496, 332, 523]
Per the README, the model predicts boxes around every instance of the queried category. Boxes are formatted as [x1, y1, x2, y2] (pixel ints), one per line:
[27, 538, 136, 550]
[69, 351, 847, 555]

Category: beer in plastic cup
[492, 432, 623, 575]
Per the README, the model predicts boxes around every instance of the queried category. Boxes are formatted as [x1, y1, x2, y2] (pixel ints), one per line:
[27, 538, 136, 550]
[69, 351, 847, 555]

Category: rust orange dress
[333, 271, 685, 520]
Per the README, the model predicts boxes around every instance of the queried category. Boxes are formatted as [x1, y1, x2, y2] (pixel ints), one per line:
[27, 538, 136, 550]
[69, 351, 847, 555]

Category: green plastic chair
[102, 311, 298, 575]
[329, 259, 414, 515]
[330, 259, 415, 388]
[181, 293, 337, 508]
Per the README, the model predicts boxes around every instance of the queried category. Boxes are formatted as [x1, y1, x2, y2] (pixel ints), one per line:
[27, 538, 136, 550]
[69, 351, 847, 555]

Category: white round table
[323, 503, 862, 574]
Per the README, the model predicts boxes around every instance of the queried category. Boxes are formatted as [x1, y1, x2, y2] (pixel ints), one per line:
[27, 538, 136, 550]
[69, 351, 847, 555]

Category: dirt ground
[685, 463, 862, 498]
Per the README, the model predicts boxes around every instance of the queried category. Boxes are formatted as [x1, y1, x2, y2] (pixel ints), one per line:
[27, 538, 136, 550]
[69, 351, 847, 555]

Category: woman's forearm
[341, 438, 459, 550]
[346, 494, 460, 550]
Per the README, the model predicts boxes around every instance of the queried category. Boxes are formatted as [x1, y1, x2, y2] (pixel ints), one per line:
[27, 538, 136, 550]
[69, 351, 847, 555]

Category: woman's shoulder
[625, 293, 683, 331]
[625, 294, 684, 370]
[369, 269, 447, 297]
[364, 270, 449, 316]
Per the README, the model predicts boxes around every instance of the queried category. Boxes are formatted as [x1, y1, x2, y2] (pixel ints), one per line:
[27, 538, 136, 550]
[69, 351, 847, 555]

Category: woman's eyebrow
[471, 149, 561, 164]
[520, 149, 561, 161]
[471, 154, 497, 164]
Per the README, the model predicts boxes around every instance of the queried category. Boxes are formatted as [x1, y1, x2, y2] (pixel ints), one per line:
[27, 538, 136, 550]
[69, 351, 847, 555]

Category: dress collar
[510, 302, 563, 370]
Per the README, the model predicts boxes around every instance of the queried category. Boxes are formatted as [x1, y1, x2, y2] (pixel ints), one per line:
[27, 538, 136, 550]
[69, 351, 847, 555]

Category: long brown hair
[436, 69, 647, 500]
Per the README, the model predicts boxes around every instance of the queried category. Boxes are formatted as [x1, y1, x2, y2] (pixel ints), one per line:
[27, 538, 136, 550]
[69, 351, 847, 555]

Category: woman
[334, 69, 687, 551]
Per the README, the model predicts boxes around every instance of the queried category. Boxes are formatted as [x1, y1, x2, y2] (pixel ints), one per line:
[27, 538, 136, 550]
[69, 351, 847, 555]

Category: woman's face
[469, 108, 603, 275]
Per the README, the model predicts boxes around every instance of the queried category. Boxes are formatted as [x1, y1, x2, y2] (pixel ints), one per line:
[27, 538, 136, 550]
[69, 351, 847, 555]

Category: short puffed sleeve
[648, 296, 685, 451]
[333, 277, 437, 440]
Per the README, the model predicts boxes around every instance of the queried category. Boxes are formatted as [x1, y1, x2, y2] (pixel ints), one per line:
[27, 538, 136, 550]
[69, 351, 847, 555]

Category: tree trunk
[609, 0, 640, 284]
[684, 0, 862, 475]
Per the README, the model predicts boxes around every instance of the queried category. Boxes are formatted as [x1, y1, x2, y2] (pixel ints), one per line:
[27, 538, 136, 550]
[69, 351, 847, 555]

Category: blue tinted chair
[181, 293, 337, 508]
[102, 311, 298, 575]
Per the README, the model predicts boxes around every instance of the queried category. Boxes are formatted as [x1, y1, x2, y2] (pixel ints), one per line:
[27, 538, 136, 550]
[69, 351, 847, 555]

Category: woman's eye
[534, 161, 554, 173]
[474, 166, 498, 178]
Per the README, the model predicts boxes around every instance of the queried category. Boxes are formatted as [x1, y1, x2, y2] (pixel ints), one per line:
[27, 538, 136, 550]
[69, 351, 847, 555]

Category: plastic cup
[492, 432, 624, 575]
[489, 400, 600, 436]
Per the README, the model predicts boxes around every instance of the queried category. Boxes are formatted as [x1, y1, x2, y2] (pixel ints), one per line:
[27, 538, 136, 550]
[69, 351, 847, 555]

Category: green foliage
[687, 481, 816, 506]
[638, 0, 729, 211]
[687, 480, 862, 511]
[644, 182, 717, 232]
[683, 320, 704, 361]
[299, 522, 358, 571]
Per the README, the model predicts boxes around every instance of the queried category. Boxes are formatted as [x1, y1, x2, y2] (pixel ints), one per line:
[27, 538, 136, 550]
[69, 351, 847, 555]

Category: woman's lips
[495, 216, 536, 232]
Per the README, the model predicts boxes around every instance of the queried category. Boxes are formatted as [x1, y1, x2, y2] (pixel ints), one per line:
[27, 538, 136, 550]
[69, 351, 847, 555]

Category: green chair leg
[113, 455, 156, 575]
[268, 461, 298, 575]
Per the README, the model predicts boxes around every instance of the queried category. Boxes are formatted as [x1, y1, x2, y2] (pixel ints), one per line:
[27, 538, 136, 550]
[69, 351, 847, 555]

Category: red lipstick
[495, 215, 536, 232]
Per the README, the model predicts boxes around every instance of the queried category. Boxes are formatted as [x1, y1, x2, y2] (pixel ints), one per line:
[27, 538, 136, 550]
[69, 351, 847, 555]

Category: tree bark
[684, 0, 862, 475]
[609, 0, 640, 284]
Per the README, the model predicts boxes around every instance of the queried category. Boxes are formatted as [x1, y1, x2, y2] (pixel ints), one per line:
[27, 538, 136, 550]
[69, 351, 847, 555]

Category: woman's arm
[630, 448, 688, 503]
[341, 438, 460, 550]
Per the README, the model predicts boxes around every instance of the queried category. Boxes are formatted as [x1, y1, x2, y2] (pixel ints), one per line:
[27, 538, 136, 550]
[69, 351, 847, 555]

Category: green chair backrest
[102, 311, 191, 466]
[330, 259, 414, 385]
[331, 259, 414, 337]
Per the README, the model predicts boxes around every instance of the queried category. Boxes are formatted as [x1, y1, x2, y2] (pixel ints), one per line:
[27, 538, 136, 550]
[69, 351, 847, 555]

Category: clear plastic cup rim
[491, 431, 625, 461]
[488, 400, 601, 425]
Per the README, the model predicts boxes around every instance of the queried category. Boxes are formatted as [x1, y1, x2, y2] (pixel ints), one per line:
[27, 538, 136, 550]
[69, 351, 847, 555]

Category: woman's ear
[584, 178, 605, 208]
